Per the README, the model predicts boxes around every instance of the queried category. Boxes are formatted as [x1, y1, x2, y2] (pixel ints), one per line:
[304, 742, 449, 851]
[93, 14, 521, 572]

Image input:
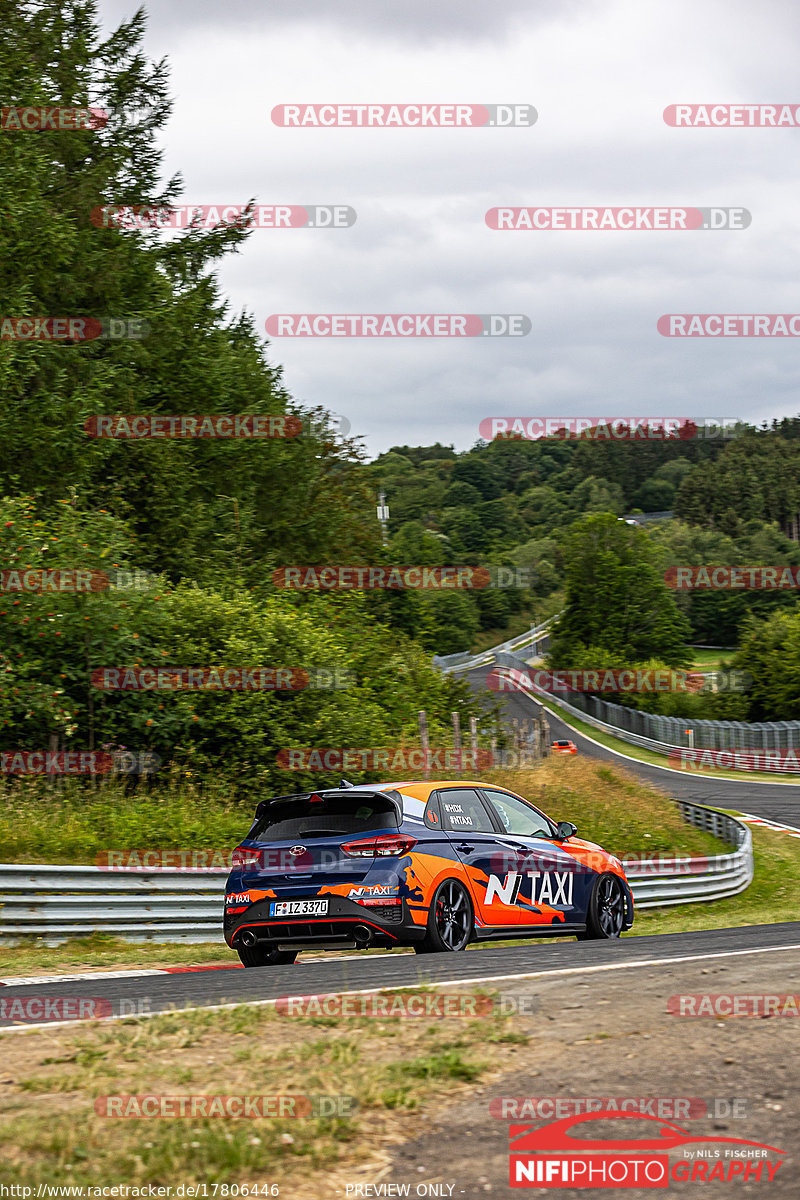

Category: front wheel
[236, 943, 298, 967]
[414, 878, 473, 953]
[577, 873, 625, 940]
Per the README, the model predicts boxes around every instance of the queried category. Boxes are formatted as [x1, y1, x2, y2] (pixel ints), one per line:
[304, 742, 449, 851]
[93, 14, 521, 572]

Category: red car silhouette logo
[510, 1110, 783, 1155]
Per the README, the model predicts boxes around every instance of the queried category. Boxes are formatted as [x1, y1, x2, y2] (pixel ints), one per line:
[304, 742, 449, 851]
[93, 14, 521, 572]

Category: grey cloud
[91, 0, 800, 452]
[98, 0, 589, 44]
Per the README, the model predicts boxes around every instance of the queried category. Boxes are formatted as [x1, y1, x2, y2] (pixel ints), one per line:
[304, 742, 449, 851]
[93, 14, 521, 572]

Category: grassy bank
[0, 758, 727, 864]
[0, 776, 250, 864]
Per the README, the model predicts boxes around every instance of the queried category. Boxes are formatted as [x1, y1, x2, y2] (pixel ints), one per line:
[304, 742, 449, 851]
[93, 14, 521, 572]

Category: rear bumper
[224, 895, 427, 948]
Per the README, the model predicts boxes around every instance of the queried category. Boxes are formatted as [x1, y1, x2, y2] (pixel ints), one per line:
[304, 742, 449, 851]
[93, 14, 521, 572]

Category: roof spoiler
[254, 786, 404, 823]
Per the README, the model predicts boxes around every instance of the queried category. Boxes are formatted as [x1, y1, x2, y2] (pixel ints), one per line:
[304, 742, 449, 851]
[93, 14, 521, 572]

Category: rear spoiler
[253, 788, 404, 824]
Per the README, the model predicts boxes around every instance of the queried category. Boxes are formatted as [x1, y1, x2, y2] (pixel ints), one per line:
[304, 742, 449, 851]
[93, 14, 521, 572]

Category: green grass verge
[0, 778, 250, 863]
[0, 987, 521, 1187]
[689, 647, 735, 669]
[0, 749, 733, 863]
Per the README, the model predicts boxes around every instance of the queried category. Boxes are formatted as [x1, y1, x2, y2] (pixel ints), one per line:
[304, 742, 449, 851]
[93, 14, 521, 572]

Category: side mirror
[556, 821, 577, 840]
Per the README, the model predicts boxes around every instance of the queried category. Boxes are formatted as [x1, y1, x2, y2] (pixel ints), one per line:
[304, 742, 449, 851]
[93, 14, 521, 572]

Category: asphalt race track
[466, 664, 800, 825]
[2, 924, 800, 1027]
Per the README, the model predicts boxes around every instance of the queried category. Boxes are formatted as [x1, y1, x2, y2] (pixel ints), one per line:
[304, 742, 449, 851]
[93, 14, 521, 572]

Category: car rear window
[250, 793, 400, 842]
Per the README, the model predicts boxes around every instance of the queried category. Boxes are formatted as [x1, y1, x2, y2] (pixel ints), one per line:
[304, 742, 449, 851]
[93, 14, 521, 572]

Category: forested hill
[371, 420, 800, 549]
[364, 423, 800, 663]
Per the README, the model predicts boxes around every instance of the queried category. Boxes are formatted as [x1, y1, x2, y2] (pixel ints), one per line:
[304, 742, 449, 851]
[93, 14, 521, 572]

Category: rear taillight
[341, 834, 417, 858]
[231, 847, 263, 870]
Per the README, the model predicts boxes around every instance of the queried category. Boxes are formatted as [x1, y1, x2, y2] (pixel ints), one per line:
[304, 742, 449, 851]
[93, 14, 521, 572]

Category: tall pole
[419, 710, 430, 781]
[452, 711, 461, 769]
[377, 489, 390, 546]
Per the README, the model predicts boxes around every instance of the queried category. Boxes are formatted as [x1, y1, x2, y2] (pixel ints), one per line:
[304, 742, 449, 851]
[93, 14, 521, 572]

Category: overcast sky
[97, 0, 800, 457]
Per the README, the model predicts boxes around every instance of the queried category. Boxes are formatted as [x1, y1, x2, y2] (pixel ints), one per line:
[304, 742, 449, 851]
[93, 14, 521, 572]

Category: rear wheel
[577, 873, 625, 940]
[236, 943, 298, 967]
[414, 878, 473, 953]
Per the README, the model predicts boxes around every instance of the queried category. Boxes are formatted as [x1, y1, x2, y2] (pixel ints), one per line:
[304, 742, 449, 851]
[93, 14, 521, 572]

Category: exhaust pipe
[240, 930, 257, 948]
[353, 925, 373, 947]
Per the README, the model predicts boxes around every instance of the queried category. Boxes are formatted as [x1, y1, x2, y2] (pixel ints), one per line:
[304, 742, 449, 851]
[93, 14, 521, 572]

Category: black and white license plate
[269, 899, 328, 917]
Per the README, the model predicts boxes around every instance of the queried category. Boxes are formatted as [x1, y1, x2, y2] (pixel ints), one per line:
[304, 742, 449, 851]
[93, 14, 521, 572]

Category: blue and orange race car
[223, 779, 634, 966]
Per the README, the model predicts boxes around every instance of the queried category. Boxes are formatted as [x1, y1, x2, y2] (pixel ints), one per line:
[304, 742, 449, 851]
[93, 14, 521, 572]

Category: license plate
[269, 899, 328, 917]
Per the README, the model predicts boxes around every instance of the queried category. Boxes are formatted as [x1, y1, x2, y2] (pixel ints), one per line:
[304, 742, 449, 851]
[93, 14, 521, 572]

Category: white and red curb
[0, 963, 242, 987]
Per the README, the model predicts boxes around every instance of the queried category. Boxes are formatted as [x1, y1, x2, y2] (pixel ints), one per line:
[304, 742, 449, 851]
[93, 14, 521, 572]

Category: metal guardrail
[434, 617, 556, 674]
[541, 684, 800, 770]
[0, 800, 753, 942]
[0, 865, 229, 944]
[484, 660, 800, 770]
[623, 802, 753, 909]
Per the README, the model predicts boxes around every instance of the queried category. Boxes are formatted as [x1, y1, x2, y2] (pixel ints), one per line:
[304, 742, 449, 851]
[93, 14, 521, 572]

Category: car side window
[437, 788, 495, 833]
[480, 789, 553, 837]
